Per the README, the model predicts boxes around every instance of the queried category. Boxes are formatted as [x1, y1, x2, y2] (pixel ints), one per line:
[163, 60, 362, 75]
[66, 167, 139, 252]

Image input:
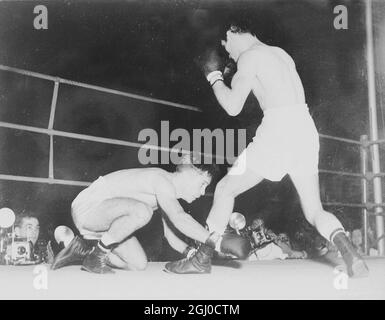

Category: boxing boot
[51, 236, 94, 270]
[81, 245, 114, 274]
[164, 235, 217, 274]
[332, 231, 369, 278]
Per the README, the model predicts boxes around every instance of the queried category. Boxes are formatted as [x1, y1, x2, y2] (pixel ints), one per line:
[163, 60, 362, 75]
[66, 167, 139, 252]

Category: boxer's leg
[290, 173, 368, 277]
[206, 167, 264, 235]
[206, 117, 281, 236]
[82, 198, 153, 274]
[108, 236, 148, 271]
[81, 198, 152, 243]
[81, 198, 153, 252]
[165, 167, 263, 274]
[289, 173, 344, 240]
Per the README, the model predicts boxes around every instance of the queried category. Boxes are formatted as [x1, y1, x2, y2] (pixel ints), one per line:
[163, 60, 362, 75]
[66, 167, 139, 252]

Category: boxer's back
[103, 168, 171, 209]
[249, 45, 306, 111]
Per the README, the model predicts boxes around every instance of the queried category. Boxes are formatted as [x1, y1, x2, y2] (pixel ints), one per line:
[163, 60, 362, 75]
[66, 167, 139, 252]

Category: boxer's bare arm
[155, 177, 209, 244]
[162, 218, 189, 254]
[211, 50, 258, 116]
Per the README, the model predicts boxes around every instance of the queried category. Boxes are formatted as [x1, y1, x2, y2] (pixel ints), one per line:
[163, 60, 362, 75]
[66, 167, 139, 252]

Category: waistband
[263, 103, 308, 115]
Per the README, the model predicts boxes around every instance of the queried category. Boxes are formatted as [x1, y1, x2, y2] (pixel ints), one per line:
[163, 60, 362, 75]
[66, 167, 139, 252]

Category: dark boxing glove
[196, 47, 225, 86]
[218, 233, 251, 260]
[223, 60, 237, 81]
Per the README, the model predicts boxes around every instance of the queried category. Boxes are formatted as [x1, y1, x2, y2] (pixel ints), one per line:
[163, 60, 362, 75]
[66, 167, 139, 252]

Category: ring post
[48, 81, 60, 180]
[360, 135, 369, 255]
[365, 0, 385, 255]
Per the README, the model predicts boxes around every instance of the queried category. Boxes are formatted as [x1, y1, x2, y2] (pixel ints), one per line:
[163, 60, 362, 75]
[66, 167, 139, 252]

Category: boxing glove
[219, 233, 251, 260]
[223, 60, 237, 81]
[195, 47, 225, 85]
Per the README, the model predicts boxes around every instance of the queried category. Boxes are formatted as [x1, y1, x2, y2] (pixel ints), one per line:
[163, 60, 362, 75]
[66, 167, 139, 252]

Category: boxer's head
[221, 22, 258, 61]
[174, 154, 217, 203]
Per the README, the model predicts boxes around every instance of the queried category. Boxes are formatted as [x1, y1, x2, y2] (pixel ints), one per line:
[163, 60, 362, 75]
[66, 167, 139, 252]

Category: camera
[9, 238, 34, 264]
[0, 234, 38, 265]
[247, 219, 275, 249]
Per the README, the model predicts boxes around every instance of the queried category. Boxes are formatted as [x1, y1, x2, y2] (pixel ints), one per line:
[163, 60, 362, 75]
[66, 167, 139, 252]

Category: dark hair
[15, 212, 38, 228]
[175, 153, 219, 179]
[221, 16, 256, 39]
[193, 162, 220, 179]
[228, 24, 255, 36]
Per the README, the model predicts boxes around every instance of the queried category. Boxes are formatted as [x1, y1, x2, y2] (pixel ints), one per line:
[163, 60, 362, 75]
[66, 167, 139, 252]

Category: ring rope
[1, 172, 383, 214]
[0, 65, 383, 217]
[0, 64, 202, 113]
[0, 174, 90, 187]
[318, 134, 361, 145]
[319, 169, 363, 178]
[48, 81, 60, 178]
[0, 121, 228, 161]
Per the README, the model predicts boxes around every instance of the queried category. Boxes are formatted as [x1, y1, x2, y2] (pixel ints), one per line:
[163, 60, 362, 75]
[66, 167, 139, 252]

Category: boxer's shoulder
[132, 167, 173, 192]
[238, 46, 271, 69]
[243, 45, 292, 64]
[103, 167, 165, 187]
[263, 45, 296, 67]
[150, 170, 176, 195]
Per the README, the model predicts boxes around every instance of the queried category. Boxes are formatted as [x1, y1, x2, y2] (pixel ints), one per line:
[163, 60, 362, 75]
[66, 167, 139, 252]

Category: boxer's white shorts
[231, 104, 319, 181]
[71, 176, 112, 239]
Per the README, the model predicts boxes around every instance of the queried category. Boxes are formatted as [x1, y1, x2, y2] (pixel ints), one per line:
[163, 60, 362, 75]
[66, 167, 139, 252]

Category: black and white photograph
[0, 0, 384, 303]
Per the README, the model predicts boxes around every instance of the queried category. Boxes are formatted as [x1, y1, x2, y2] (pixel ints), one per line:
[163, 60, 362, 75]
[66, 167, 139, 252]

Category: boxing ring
[0, 258, 384, 300]
[0, 64, 385, 300]
[0, 62, 384, 256]
[0, 0, 385, 299]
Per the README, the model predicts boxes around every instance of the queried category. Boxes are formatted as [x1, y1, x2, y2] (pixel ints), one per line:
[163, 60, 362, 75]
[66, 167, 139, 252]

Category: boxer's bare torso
[73, 165, 211, 245]
[246, 44, 305, 110]
[102, 168, 174, 210]
[213, 35, 307, 116]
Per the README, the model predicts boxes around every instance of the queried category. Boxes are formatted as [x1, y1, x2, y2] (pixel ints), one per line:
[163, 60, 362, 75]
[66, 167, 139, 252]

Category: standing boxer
[165, 22, 368, 277]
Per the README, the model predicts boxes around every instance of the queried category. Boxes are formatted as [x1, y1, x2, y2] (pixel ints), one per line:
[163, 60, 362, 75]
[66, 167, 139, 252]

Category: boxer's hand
[201, 48, 223, 75]
[223, 60, 237, 80]
[219, 233, 251, 260]
[196, 48, 224, 85]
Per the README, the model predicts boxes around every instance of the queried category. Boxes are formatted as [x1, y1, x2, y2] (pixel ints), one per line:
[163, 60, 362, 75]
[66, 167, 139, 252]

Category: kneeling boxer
[51, 155, 251, 273]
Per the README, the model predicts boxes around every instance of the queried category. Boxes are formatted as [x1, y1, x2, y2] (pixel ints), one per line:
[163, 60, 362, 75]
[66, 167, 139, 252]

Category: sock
[99, 234, 118, 251]
[206, 219, 226, 236]
[204, 223, 223, 251]
[215, 236, 223, 252]
[312, 211, 345, 243]
[205, 223, 224, 252]
[330, 228, 346, 244]
[97, 242, 110, 253]
[204, 231, 222, 250]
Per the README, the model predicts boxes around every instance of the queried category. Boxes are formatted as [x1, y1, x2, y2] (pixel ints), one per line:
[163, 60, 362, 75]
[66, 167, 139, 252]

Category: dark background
[0, 0, 384, 258]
